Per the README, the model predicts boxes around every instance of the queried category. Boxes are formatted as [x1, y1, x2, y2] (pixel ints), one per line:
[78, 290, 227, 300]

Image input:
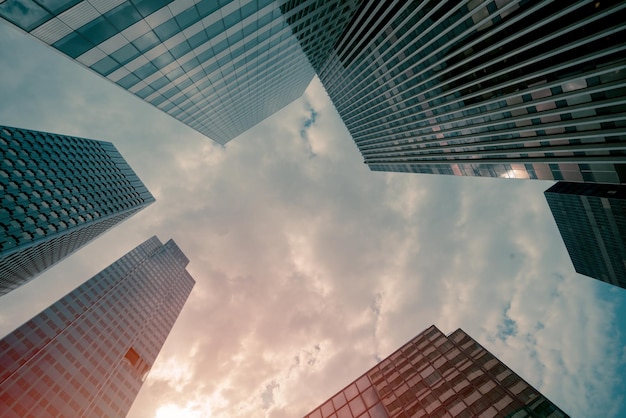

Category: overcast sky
[1, 21, 625, 418]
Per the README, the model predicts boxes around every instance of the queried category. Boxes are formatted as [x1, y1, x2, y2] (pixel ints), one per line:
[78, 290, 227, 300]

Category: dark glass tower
[545, 181, 626, 289]
[309, 1, 626, 183]
[0, 236, 195, 417]
[303, 325, 568, 418]
[0, 125, 154, 294]
[0, 0, 358, 145]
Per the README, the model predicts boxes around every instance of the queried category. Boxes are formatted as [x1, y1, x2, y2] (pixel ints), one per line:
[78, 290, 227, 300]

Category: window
[124, 348, 140, 367]
[0, 0, 51, 31]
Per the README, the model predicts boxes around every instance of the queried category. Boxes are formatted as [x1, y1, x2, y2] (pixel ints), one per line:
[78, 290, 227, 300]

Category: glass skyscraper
[0, 0, 358, 145]
[0, 236, 195, 417]
[0, 125, 154, 295]
[545, 181, 626, 290]
[309, 1, 626, 183]
[303, 325, 568, 418]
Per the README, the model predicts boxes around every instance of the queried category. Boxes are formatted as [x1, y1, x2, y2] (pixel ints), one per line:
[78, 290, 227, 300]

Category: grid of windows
[545, 181, 626, 289]
[306, 374, 389, 418]
[304, 326, 568, 418]
[311, 0, 626, 183]
[0, 236, 195, 417]
[0, 0, 358, 145]
[0, 125, 154, 294]
[280, 0, 361, 72]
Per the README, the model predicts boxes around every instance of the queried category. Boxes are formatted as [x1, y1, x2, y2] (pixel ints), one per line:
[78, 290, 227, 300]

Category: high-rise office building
[0, 0, 359, 144]
[309, 1, 626, 183]
[303, 325, 568, 418]
[0, 125, 154, 295]
[0, 236, 195, 417]
[545, 181, 626, 289]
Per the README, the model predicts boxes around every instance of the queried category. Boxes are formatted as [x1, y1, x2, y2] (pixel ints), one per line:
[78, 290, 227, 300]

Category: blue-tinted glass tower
[545, 181, 626, 290]
[0, 236, 194, 417]
[0, 0, 358, 145]
[0, 125, 154, 294]
[309, 1, 626, 183]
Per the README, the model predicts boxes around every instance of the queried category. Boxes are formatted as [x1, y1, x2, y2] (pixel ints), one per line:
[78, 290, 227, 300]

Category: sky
[0, 20, 626, 418]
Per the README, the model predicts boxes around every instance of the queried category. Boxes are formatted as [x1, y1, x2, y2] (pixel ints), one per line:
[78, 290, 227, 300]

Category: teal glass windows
[0, 125, 154, 294]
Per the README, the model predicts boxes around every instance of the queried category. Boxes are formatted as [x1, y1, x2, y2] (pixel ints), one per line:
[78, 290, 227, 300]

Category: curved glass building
[0, 125, 154, 294]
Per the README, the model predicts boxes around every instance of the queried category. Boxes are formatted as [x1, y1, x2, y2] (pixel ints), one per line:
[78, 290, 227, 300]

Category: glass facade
[304, 325, 568, 418]
[0, 0, 358, 145]
[311, 0, 626, 183]
[0, 125, 154, 295]
[545, 181, 626, 289]
[0, 236, 195, 417]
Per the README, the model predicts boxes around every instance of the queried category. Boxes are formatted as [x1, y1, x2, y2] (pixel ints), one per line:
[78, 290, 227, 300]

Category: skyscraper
[0, 125, 154, 295]
[0, 236, 195, 417]
[545, 181, 626, 290]
[0, 0, 359, 145]
[308, 1, 626, 183]
[303, 325, 568, 418]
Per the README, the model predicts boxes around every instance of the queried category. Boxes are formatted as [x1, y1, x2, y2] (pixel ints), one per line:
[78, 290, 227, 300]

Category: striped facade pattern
[0, 0, 356, 144]
[313, 0, 626, 183]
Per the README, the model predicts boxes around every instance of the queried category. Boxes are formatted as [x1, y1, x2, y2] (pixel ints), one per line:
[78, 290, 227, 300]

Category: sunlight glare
[155, 403, 210, 418]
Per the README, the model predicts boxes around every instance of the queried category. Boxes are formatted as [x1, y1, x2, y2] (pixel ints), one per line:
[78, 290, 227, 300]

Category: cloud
[0, 23, 625, 418]
[496, 306, 518, 342]
[261, 381, 280, 409]
[147, 356, 194, 393]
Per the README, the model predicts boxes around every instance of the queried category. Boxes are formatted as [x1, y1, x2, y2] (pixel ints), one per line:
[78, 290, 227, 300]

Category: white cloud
[0, 23, 625, 418]
[148, 356, 195, 392]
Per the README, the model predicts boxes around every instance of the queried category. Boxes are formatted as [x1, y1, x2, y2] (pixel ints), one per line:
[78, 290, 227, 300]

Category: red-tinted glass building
[0, 236, 194, 417]
[304, 325, 568, 418]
